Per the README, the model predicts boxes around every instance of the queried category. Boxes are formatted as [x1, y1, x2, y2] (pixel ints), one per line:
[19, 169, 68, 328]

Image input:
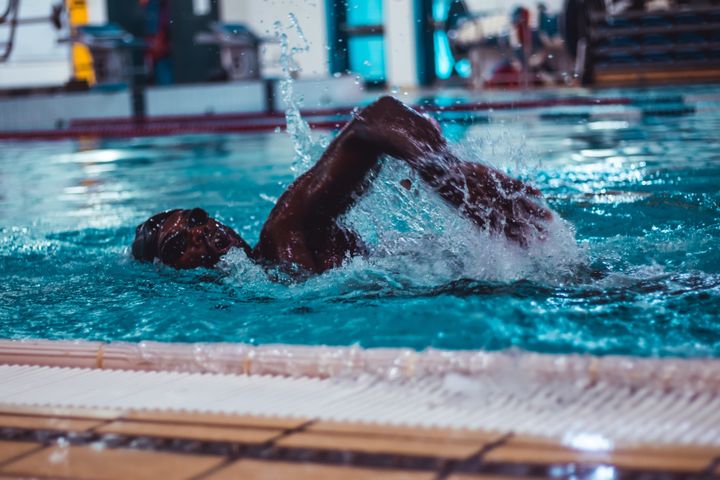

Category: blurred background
[0, 0, 719, 134]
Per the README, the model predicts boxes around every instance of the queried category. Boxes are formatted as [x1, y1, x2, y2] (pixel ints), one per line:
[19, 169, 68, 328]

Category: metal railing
[0, 0, 64, 62]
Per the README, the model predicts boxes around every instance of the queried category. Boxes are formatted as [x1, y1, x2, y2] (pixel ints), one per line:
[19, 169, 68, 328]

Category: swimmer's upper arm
[271, 124, 384, 225]
[262, 96, 455, 231]
[290, 98, 445, 208]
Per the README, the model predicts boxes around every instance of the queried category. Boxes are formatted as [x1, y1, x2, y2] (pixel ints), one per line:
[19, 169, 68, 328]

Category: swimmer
[132, 96, 552, 273]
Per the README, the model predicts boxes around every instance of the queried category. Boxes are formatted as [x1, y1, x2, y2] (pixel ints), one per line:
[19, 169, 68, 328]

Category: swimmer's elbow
[364, 95, 406, 117]
[375, 95, 403, 108]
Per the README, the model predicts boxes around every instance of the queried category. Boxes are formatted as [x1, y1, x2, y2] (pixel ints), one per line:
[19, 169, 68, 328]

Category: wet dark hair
[131, 209, 180, 262]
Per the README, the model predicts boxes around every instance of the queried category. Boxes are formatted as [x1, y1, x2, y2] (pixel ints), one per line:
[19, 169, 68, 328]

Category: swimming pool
[1, 86, 719, 357]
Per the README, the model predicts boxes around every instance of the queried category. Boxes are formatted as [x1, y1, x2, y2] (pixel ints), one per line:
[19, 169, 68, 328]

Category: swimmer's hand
[443, 160, 553, 245]
[355, 96, 552, 245]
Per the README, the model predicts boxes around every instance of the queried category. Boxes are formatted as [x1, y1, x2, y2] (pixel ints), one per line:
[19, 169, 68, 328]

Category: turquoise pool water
[1, 87, 719, 356]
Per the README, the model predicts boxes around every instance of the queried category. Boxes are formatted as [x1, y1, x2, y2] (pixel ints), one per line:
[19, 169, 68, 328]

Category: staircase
[588, 3, 720, 86]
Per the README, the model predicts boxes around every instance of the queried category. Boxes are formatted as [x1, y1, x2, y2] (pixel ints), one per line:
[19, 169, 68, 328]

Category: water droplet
[90, 441, 106, 451]
[50, 437, 69, 463]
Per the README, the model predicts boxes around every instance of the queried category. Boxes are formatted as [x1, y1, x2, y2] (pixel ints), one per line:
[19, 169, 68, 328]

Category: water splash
[341, 157, 582, 286]
[221, 151, 582, 292]
[251, 16, 581, 288]
[274, 14, 326, 176]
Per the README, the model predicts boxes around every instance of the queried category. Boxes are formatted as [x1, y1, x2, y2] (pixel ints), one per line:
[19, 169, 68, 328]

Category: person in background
[512, 6, 533, 74]
[486, 7, 541, 88]
[139, 0, 173, 85]
[537, 3, 559, 40]
[534, 2, 571, 84]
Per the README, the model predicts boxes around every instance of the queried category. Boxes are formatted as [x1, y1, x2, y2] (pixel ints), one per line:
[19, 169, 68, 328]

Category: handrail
[0, 0, 17, 25]
[0, 0, 65, 63]
[0, 0, 19, 62]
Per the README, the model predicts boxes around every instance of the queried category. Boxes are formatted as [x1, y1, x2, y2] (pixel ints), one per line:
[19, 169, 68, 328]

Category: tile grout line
[189, 418, 319, 480]
[0, 413, 119, 464]
[434, 431, 514, 480]
[0, 415, 131, 477]
[85, 417, 125, 435]
[704, 455, 720, 477]
[0, 474, 75, 480]
[0, 444, 50, 474]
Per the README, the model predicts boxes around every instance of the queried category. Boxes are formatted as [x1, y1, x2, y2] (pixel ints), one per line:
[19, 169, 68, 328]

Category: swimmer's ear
[131, 209, 180, 262]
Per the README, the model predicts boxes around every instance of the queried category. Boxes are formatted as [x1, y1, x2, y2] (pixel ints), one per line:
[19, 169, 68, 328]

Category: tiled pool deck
[0, 340, 719, 478]
[0, 403, 716, 479]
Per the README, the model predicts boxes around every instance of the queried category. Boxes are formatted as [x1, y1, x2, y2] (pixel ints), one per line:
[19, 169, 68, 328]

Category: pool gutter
[0, 339, 718, 392]
[2, 339, 720, 447]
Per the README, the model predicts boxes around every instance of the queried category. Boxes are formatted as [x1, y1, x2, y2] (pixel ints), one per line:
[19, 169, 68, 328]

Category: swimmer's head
[131, 208, 251, 269]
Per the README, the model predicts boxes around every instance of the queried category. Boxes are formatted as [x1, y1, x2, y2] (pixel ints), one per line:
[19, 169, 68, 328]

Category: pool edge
[0, 338, 718, 391]
[2, 339, 720, 448]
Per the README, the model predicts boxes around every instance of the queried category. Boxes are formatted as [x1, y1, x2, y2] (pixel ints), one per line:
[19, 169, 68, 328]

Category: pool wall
[3, 85, 718, 140]
[1, 339, 719, 391]
[0, 76, 364, 135]
[2, 340, 720, 447]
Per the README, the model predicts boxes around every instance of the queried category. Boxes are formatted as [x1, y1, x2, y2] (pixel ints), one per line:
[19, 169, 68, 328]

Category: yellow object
[66, 0, 95, 85]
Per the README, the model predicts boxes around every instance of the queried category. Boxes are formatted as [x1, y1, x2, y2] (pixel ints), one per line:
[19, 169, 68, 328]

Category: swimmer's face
[133, 208, 250, 269]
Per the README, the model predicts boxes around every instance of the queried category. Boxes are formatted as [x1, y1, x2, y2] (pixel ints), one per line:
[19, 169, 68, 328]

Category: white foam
[342, 159, 584, 286]
[219, 172, 583, 292]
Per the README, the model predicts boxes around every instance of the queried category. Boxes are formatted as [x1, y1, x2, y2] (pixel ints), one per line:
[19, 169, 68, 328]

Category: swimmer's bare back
[132, 96, 551, 273]
[252, 96, 552, 273]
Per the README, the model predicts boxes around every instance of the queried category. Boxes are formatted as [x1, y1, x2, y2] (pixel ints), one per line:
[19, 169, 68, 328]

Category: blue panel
[455, 58, 471, 78]
[326, 0, 349, 73]
[349, 36, 386, 82]
[432, 0, 450, 22]
[433, 30, 453, 80]
[347, 0, 383, 26]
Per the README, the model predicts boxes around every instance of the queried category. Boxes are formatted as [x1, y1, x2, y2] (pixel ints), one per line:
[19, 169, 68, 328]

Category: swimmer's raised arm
[257, 96, 552, 272]
[259, 96, 440, 246]
[254, 98, 394, 271]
